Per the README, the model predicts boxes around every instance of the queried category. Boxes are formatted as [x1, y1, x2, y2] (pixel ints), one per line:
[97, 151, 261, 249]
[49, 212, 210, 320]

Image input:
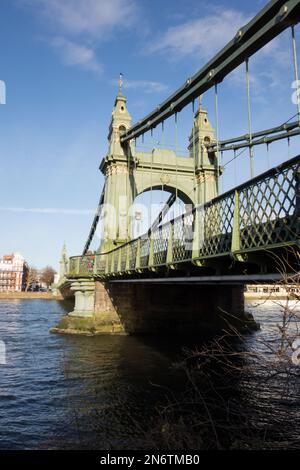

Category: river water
[0, 299, 299, 450]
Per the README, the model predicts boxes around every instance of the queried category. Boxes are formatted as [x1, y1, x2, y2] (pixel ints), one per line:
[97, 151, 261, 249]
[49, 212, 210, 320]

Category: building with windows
[0, 253, 28, 292]
[245, 284, 300, 299]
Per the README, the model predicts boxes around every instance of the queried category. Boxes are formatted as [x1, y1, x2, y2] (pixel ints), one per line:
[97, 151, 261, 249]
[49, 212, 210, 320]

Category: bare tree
[25, 266, 39, 292]
[131, 248, 300, 451]
[40, 266, 56, 290]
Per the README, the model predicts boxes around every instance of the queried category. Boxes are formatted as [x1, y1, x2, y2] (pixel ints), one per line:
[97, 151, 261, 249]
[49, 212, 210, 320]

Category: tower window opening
[204, 136, 211, 146]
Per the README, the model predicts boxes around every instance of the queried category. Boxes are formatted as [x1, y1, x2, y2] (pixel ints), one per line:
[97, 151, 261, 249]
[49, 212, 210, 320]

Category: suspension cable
[139, 134, 146, 233]
[214, 83, 221, 195]
[192, 100, 197, 201]
[233, 149, 237, 186]
[246, 58, 254, 178]
[132, 138, 137, 237]
[267, 142, 271, 169]
[150, 128, 154, 227]
[221, 114, 299, 156]
[161, 121, 164, 206]
[292, 25, 300, 125]
[175, 112, 179, 216]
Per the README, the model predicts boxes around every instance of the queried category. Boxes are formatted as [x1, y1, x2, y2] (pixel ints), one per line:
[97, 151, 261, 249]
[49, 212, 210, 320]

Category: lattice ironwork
[95, 255, 106, 275]
[106, 252, 112, 273]
[114, 251, 119, 272]
[79, 255, 95, 276]
[140, 237, 150, 268]
[239, 163, 299, 250]
[172, 212, 194, 262]
[153, 224, 169, 265]
[129, 240, 138, 270]
[172, 216, 185, 262]
[70, 156, 300, 279]
[120, 246, 127, 271]
[69, 257, 79, 276]
[200, 193, 235, 257]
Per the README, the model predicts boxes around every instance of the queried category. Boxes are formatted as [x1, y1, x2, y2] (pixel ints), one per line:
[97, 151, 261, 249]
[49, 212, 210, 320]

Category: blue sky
[0, 0, 299, 269]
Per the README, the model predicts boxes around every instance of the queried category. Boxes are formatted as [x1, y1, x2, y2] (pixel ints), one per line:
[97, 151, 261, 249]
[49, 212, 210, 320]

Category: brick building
[0, 253, 28, 292]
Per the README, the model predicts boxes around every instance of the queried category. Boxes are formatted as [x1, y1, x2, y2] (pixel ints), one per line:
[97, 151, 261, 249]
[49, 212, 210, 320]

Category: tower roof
[115, 89, 126, 105]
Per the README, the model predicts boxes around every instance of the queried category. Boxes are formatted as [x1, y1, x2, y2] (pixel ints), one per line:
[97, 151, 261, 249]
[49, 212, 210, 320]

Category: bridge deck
[69, 155, 300, 280]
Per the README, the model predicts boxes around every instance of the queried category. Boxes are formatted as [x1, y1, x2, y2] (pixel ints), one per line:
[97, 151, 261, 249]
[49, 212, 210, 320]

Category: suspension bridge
[59, 0, 300, 334]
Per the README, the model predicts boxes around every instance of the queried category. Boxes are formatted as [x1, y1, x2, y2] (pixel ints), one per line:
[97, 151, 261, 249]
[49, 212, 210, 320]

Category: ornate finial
[61, 242, 67, 257]
[199, 94, 203, 107]
[118, 73, 123, 93]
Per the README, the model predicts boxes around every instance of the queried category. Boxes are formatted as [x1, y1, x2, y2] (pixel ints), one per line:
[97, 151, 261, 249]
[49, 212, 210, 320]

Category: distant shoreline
[0, 291, 296, 302]
[245, 293, 298, 301]
[0, 292, 63, 300]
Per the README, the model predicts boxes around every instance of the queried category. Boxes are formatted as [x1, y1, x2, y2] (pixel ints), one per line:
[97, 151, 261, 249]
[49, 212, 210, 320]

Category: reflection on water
[0, 299, 299, 449]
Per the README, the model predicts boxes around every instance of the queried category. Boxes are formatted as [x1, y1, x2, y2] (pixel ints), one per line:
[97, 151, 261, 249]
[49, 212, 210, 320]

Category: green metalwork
[79, 0, 300, 260]
[212, 125, 300, 153]
[140, 237, 150, 268]
[148, 236, 154, 268]
[68, 254, 95, 278]
[68, 155, 300, 279]
[83, 187, 104, 255]
[212, 120, 300, 148]
[120, 0, 300, 144]
[166, 222, 174, 264]
[98, 97, 217, 253]
[135, 238, 141, 270]
[231, 191, 241, 253]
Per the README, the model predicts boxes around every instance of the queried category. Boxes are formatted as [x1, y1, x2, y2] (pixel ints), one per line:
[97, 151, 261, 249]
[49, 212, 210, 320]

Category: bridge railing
[68, 155, 300, 279]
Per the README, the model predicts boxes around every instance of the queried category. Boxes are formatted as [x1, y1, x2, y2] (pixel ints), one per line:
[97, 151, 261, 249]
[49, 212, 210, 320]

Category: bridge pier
[56, 279, 257, 335]
[68, 279, 95, 318]
[93, 281, 256, 334]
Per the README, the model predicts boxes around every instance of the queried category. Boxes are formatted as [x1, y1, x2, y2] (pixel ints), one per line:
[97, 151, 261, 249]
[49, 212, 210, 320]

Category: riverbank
[0, 292, 295, 302]
[0, 292, 63, 300]
[244, 293, 298, 301]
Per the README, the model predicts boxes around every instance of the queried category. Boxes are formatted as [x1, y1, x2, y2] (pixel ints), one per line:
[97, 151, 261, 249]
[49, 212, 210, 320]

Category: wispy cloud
[0, 207, 94, 215]
[149, 9, 249, 60]
[52, 37, 103, 73]
[148, 7, 292, 102]
[0, 80, 6, 105]
[224, 33, 293, 103]
[112, 78, 168, 94]
[34, 0, 137, 37]
[20, 0, 138, 72]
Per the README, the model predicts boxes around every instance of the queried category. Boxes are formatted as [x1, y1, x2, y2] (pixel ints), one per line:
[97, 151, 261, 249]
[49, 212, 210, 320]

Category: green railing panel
[69, 257, 79, 276]
[129, 239, 138, 270]
[153, 223, 169, 266]
[200, 192, 235, 258]
[67, 156, 300, 279]
[95, 255, 106, 276]
[77, 254, 94, 277]
[239, 161, 299, 251]
[140, 237, 150, 268]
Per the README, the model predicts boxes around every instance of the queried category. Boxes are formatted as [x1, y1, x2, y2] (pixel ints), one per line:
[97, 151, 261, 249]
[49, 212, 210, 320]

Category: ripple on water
[0, 298, 299, 449]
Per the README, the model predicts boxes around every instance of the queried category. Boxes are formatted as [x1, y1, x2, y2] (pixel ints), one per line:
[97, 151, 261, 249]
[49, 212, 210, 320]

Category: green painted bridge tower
[99, 88, 221, 253]
[59, 1, 300, 336]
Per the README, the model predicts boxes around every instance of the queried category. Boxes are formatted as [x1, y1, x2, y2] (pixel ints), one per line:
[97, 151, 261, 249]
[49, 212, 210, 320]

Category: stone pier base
[53, 279, 258, 336]
[96, 281, 257, 334]
[51, 279, 125, 335]
[68, 279, 95, 318]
